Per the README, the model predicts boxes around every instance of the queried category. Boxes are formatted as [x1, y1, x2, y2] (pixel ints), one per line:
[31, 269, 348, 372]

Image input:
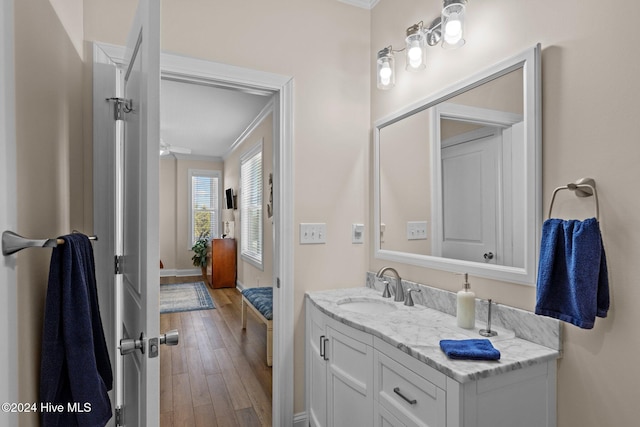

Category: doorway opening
[93, 43, 294, 426]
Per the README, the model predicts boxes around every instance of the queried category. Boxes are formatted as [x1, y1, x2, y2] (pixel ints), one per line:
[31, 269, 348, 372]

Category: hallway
[159, 276, 272, 426]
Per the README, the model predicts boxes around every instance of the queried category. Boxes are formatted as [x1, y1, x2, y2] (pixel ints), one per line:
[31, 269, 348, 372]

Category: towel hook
[547, 177, 599, 221]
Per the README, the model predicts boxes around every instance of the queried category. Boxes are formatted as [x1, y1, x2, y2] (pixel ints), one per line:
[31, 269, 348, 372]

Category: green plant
[191, 231, 210, 268]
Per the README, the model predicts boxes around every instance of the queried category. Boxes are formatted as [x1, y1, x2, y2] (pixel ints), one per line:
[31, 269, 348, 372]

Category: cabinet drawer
[375, 350, 446, 427]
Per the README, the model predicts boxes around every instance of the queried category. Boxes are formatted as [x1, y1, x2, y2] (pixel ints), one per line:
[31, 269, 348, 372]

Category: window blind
[190, 171, 219, 244]
[240, 142, 263, 269]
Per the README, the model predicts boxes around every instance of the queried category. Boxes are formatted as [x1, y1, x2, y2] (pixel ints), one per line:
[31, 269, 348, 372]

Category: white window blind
[240, 141, 263, 269]
[189, 170, 220, 245]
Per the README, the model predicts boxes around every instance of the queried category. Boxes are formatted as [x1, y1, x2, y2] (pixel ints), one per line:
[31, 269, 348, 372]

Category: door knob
[483, 252, 494, 260]
[148, 329, 180, 358]
[160, 329, 179, 346]
[120, 332, 145, 355]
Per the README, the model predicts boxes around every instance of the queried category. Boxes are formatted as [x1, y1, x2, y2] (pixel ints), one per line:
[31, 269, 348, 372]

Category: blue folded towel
[439, 339, 501, 361]
[535, 218, 609, 329]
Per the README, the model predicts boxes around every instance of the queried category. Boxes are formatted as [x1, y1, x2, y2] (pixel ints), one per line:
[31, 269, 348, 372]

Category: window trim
[188, 168, 222, 248]
[240, 140, 264, 270]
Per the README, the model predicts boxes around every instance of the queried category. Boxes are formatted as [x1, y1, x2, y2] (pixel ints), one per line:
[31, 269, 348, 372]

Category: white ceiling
[160, 79, 272, 159]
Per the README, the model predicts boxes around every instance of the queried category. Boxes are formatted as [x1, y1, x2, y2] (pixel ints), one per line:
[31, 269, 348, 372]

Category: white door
[0, 0, 18, 420]
[118, 1, 161, 425]
[440, 130, 500, 264]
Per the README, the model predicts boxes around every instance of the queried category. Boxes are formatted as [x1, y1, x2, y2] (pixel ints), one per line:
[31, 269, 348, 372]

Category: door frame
[93, 42, 295, 425]
[0, 0, 18, 422]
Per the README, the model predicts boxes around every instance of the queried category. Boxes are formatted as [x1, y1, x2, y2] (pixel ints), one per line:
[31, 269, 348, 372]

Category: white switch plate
[407, 221, 428, 240]
[300, 223, 327, 244]
[352, 224, 364, 244]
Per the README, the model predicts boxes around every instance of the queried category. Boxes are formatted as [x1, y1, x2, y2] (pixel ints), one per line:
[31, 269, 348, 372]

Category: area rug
[160, 281, 215, 314]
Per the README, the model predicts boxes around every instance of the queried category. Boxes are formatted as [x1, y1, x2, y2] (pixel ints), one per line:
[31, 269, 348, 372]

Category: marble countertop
[306, 287, 560, 384]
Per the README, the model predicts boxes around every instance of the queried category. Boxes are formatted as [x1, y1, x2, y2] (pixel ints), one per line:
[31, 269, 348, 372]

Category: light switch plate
[300, 223, 327, 244]
[407, 221, 428, 240]
[352, 224, 364, 244]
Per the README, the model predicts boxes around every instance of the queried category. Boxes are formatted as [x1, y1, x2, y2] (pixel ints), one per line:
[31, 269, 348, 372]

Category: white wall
[371, 1, 640, 425]
[159, 156, 225, 272]
[13, 0, 85, 425]
[224, 112, 274, 289]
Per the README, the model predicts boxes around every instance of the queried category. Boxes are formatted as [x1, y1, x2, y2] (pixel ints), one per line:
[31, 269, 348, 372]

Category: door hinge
[106, 97, 133, 121]
[276, 277, 281, 288]
[115, 406, 123, 426]
[115, 255, 123, 275]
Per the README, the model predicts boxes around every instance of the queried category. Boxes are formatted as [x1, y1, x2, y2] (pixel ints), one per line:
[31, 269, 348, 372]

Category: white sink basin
[336, 297, 397, 315]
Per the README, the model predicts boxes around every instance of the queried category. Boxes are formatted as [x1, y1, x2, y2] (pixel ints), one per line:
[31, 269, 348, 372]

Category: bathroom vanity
[305, 287, 559, 427]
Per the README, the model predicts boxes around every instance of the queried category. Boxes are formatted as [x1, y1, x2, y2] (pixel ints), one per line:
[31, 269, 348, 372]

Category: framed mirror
[373, 44, 541, 285]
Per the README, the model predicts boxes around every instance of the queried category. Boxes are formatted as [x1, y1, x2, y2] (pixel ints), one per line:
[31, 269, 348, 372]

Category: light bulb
[444, 14, 462, 45]
[408, 46, 423, 69]
[379, 63, 392, 85]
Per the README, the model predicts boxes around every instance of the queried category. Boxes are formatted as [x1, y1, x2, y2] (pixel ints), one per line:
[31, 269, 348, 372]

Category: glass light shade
[405, 26, 427, 71]
[377, 48, 395, 90]
[442, 0, 466, 49]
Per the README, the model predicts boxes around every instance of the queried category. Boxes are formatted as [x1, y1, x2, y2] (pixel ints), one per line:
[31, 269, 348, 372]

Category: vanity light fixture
[377, 0, 469, 89]
[377, 46, 396, 90]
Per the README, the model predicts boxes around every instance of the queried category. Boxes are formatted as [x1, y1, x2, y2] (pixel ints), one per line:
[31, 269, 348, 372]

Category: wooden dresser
[207, 238, 237, 289]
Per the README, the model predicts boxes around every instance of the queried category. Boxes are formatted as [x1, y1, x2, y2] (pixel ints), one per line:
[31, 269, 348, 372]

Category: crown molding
[337, 0, 380, 10]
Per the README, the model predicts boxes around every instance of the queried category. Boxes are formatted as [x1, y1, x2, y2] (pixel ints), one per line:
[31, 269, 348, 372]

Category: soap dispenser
[456, 273, 476, 329]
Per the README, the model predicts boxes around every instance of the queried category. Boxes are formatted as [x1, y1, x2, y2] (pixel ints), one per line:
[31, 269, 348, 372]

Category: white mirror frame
[373, 44, 541, 285]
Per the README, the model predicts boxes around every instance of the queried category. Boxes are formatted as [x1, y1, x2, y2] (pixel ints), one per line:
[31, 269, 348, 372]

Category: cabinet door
[308, 302, 328, 427]
[211, 238, 236, 288]
[326, 325, 374, 427]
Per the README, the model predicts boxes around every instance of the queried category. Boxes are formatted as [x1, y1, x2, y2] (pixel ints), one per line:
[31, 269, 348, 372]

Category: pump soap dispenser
[456, 273, 476, 329]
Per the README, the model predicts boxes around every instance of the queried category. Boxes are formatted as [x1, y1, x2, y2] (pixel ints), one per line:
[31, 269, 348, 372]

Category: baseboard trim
[293, 412, 307, 427]
[160, 268, 200, 278]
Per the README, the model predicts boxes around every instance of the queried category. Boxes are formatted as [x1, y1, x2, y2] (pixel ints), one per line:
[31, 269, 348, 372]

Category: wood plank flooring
[160, 276, 272, 427]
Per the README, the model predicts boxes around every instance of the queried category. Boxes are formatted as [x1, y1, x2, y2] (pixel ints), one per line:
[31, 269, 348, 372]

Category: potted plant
[191, 231, 211, 286]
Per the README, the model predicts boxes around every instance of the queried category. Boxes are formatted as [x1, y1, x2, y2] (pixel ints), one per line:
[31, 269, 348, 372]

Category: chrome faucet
[376, 267, 404, 302]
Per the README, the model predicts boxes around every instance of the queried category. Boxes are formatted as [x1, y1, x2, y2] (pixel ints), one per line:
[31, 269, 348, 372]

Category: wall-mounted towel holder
[548, 177, 599, 220]
[2, 230, 98, 256]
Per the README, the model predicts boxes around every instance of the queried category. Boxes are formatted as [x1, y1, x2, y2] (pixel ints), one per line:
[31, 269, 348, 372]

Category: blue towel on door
[439, 339, 501, 360]
[535, 218, 609, 329]
[40, 234, 113, 427]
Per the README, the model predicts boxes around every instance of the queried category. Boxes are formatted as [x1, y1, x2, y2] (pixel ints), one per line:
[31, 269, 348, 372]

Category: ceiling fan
[159, 139, 192, 156]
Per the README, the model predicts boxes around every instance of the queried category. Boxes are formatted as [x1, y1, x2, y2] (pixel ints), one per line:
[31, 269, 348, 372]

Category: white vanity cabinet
[306, 297, 557, 427]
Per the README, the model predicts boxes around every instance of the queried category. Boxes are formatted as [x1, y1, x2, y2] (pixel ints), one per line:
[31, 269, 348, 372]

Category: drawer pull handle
[393, 387, 417, 405]
[323, 338, 329, 361]
[319, 335, 325, 359]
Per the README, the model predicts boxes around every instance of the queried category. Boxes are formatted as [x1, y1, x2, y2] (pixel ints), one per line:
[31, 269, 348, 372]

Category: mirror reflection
[374, 46, 541, 284]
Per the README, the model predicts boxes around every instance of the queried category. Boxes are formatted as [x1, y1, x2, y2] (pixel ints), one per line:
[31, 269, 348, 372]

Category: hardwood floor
[159, 276, 272, 426]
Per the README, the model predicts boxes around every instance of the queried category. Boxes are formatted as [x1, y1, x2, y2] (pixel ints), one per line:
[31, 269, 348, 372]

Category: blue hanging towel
[535, 218, 609, 329]
[40, 234, 113, 427]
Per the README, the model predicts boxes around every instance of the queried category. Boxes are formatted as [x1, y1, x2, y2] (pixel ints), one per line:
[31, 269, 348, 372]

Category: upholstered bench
[241, 287, 273, 367]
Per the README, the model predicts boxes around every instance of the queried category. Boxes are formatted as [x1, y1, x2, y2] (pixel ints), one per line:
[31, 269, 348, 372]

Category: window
[240, 141, 263, 269]
[189, 169, 221, 245]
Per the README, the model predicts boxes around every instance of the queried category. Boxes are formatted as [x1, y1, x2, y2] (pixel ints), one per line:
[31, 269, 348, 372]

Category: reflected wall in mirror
[374, 45, 541, 285]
